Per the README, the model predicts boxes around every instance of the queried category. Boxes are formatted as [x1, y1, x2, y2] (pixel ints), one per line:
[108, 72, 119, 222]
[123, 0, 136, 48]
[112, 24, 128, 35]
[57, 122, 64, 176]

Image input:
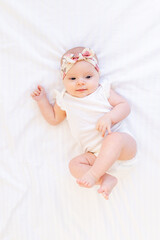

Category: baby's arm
[96, 89, 130, 136]
[107, 89, 131, 124]
[31, 85, 66, 125]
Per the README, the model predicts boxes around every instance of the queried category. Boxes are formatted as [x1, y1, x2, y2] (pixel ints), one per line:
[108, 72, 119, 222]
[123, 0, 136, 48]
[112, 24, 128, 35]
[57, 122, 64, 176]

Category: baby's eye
[70, 77, 76, 80]
[86, 76, 92, 79]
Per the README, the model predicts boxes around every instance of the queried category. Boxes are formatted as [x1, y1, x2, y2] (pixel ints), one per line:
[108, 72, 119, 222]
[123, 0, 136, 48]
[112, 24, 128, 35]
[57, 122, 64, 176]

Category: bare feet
[76, 171, 98, 188]
[97, 174, 117, 200]
[76, 171, 117, 200]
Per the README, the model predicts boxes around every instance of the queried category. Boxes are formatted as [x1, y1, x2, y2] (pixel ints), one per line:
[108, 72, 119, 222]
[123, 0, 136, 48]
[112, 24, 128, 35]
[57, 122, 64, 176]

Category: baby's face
[63, 61, 100, 98]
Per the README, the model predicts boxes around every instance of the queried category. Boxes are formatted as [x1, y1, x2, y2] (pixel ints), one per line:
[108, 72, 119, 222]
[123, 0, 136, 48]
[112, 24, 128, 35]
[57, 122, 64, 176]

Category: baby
[31, 47, 137, 200]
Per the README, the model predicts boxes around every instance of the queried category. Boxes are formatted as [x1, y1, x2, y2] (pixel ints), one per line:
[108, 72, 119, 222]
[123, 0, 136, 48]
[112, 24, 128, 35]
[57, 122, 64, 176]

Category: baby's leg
[77, 132, 137, 188]
[69, 152, 96, 180]
[69, 152, 117, 199]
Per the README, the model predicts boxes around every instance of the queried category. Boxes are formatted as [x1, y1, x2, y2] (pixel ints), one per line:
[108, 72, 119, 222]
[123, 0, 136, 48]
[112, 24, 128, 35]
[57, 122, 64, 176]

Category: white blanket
[0, 0, 160, 239]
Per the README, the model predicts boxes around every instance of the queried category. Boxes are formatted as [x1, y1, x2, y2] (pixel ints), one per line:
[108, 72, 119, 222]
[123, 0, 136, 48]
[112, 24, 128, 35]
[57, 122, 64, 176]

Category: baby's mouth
[76, 89, 87, 92]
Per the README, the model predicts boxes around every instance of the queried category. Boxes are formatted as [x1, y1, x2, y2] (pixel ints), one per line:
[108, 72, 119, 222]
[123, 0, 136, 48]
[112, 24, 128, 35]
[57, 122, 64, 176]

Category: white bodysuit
[55, 81, 129, 156]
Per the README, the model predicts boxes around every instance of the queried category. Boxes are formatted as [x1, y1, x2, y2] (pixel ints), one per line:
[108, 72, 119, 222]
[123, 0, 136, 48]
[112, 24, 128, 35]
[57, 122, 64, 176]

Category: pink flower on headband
[61, 48, 99, 79]
[82, 50, 90, 57]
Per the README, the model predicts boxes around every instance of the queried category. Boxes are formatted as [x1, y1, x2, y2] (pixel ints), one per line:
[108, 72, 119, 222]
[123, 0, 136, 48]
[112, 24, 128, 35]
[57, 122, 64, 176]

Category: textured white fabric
[0, 0, 160, 239]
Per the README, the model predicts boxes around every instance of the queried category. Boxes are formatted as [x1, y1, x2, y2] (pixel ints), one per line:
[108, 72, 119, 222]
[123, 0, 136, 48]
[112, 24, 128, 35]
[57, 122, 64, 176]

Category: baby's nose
[77, 78, 85, 84]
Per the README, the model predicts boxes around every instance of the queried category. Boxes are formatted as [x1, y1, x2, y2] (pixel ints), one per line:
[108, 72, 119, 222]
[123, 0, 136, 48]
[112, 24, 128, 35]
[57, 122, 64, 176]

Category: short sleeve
[53, 89, 66, 111]
[100, 80, 111, 99]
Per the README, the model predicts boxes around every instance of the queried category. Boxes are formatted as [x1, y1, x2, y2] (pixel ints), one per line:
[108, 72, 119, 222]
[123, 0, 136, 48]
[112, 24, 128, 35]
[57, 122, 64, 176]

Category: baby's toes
[81, 179, 89, 187]
[98, 187, 109, 199]
[76, 178, 84, 185]
[85, 181, 91, 187]
[102, 192, 109, 200]
[76, 179, 81, 184]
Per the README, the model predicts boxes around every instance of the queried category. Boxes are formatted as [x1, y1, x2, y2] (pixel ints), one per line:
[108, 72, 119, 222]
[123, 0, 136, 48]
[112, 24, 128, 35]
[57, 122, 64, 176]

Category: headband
[61, 48, 99, 79]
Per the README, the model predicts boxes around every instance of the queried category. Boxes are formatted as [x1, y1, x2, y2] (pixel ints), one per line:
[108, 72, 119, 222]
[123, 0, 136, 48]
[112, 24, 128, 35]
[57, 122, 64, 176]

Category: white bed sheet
[0, 0, 160, 239]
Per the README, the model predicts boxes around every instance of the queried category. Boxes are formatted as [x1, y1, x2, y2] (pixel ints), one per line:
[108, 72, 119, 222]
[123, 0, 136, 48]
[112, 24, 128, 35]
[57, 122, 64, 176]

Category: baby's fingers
[101, 125, 108, 137]
[31, 92, 36, 97]
[106, 125, 112, 134]
[35, 90, 41, 96]
[38, 85, 44, 91]
[96, 123, 105, 137]
[31, 90, 40, 97]
[96, 122, 102, 132]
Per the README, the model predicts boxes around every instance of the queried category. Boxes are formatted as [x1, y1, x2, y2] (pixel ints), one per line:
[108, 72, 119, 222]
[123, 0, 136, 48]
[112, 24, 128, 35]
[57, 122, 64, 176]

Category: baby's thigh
[69, 152, 96, 166]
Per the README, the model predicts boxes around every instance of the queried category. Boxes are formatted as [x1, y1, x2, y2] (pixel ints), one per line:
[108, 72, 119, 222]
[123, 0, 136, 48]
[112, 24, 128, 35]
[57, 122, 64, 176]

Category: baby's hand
[96, 113, 112, 137]
[31, 85, 46, 101]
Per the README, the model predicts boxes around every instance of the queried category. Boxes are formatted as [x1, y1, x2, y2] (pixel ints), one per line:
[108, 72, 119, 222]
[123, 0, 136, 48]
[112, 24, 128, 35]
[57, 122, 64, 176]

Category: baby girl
[31, 47, 137, 200]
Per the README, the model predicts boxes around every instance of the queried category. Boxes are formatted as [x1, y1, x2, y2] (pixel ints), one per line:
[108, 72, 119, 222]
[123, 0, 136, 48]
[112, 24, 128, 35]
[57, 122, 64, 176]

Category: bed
[0, 0, 160, 239]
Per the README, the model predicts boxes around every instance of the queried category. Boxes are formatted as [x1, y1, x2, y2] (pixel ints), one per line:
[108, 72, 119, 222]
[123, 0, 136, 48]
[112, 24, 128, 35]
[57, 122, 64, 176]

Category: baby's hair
[61, 47, 98, 65]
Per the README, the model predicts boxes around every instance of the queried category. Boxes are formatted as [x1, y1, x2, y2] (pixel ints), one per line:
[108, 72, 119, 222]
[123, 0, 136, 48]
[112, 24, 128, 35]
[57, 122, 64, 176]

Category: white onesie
[55, 81, 129, 156]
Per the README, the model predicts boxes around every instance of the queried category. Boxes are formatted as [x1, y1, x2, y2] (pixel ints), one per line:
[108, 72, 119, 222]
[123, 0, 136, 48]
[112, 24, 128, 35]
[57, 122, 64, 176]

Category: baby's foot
[76, 171, 98, 188]
[97, 174, 117, 200]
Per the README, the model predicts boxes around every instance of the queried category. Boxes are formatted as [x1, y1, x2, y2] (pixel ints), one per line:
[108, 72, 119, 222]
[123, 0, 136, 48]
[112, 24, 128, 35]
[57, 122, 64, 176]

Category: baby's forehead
[66, 61, 96, 75]
[67, 67, 93, 75]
